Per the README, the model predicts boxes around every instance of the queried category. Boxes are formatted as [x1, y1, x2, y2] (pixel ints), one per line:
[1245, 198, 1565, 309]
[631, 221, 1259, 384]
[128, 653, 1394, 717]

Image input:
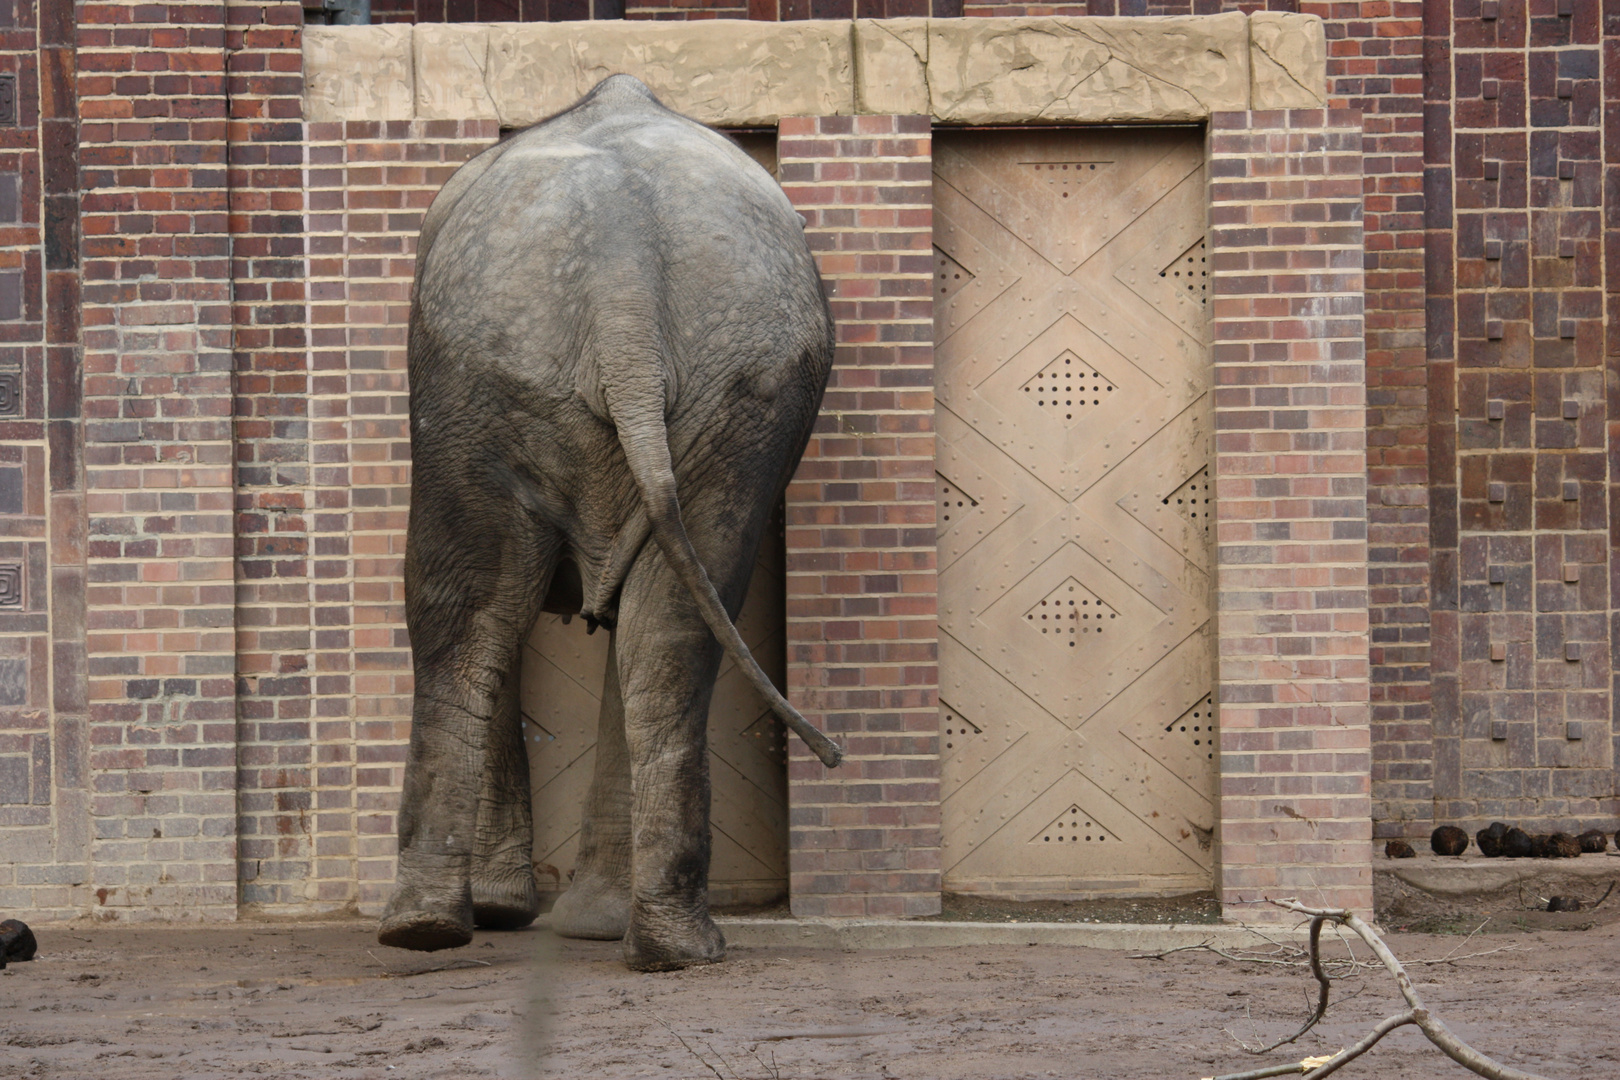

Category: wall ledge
[303, 14, 1327, 126]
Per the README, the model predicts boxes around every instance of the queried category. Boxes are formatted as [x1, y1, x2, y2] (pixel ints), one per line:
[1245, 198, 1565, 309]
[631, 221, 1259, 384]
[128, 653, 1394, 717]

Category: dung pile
[1397, 821, 1618, 859]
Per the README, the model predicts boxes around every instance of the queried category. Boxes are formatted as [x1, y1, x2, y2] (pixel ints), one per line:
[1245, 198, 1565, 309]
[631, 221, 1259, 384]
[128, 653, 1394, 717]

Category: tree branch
[1264, 899, 1556, 1080]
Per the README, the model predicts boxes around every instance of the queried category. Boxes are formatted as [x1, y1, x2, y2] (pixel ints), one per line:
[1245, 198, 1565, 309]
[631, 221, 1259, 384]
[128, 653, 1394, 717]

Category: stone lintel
[304, 15, 1327, 126]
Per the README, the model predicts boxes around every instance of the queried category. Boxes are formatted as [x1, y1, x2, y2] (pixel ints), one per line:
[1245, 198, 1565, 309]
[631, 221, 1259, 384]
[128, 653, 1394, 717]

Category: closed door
[933, 128, 1216, 899]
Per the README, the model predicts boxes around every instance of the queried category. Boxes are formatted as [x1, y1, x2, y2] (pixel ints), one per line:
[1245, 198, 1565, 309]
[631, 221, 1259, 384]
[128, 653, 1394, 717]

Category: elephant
[377, 74, 844, 971]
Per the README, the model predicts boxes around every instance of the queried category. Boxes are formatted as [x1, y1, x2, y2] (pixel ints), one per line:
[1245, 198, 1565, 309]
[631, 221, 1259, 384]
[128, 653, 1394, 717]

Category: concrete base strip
[1376, 851, 1620, 897]
[711, 918, 1309, 952]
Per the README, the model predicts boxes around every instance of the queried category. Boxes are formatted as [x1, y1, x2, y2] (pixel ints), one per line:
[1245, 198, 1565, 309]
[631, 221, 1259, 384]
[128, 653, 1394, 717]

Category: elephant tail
[613, 418, 844, 769]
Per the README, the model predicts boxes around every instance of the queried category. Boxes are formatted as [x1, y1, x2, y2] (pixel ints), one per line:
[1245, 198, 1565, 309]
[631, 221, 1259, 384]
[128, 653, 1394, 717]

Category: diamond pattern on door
[936, 128, 1214, 899]
[522, 534, 788, 907]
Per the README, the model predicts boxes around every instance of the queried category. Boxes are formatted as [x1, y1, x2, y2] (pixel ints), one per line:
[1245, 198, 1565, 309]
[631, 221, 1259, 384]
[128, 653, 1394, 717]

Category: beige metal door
[933, 128, 1215, 899]
[521, 532, 788, 908]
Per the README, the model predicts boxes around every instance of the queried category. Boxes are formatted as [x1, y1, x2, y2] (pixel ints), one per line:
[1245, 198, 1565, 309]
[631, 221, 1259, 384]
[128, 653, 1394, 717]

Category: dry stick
[652, 1013, 726, 1080]
[746, 1045, 783, 1080]
[702, 1038, 746, 1080]
[1236, 916, 1334, 1055]
[1246, 899, 1553, 1080]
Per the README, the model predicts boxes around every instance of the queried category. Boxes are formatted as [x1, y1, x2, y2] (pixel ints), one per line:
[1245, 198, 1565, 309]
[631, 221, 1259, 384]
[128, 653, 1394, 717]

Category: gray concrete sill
[1376, 850, 1620, 897]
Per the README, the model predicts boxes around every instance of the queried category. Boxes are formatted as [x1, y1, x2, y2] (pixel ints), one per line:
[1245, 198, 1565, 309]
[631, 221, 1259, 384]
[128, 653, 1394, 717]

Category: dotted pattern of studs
[1041, 805, 1112, 843]
[1022, 351, 1114, 423]
[1158, 237, 1207, 303]
[936, 475, 978, 529]
[1025, 580, 1116, 646]
[1025, 160, 1107, 198]
[1163, 467, 1211, 535]
[941, 706, 980, 752]
[935, 249, 973, 298]
[1167, 695, 1216, 763]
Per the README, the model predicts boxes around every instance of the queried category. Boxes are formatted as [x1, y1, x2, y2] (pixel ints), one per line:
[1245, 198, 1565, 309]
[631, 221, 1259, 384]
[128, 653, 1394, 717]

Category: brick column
[778, 114, 940, 919]
[78, 0, 238, 919]
[1207, 109, 1374, 919]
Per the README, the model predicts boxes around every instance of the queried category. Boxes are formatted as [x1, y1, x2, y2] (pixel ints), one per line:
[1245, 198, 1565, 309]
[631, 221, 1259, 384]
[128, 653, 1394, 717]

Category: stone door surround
[303, 14, 1328, 128]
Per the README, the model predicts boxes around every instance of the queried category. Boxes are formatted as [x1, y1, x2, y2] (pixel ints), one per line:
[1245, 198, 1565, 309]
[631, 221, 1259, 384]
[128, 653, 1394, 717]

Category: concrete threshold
[709, 918, 1307, 952]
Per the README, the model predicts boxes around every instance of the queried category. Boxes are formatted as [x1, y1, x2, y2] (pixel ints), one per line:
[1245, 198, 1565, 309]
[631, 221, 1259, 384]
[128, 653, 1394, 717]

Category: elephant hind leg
[470, 646, 542, 930]
[379, 511, 559, 952]
[549, 635, 633, 941]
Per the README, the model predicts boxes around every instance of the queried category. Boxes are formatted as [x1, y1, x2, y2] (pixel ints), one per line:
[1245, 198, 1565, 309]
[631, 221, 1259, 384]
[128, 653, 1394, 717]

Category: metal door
[933, 128, 1215, 898]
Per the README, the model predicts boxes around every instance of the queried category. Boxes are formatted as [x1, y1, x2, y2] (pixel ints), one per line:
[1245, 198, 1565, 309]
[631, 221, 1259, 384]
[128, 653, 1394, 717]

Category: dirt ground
[2, 915, 1615, 1080]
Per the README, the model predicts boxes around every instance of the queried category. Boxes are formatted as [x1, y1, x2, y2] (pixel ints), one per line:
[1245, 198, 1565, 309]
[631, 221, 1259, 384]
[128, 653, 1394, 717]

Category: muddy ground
[2, 916, 1614, 1080]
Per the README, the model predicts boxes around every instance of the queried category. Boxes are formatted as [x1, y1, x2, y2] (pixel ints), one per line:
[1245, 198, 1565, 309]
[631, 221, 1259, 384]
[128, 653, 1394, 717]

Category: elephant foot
[471, 864, 541, 931]
[378, 879, 474, 951]
[549, 876, 631, 941]
[622, 909, 725, 972]
[377, 909, 473, 952]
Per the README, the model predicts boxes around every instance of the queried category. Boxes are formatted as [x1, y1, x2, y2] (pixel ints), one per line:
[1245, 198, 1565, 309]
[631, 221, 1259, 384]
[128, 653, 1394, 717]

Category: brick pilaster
[78, 0, 238, 918]
[1207, 110, 1374, 919]
[778, 114, 940, 919]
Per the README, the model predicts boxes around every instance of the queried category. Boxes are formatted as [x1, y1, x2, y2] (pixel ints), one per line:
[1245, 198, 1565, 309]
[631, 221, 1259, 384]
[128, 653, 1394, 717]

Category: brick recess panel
[305, 119, 495, 911]
[1208, 111, 1374, 918]
[778, 114, 941, 919]
[78, 0, 240, 919]
[0, 0, 86, 919]
[1428, 0, 1616, 832]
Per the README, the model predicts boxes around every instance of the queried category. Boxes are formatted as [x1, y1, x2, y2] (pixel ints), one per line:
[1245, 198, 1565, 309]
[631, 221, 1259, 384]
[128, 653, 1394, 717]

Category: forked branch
[1201, 899, 1555, 1080]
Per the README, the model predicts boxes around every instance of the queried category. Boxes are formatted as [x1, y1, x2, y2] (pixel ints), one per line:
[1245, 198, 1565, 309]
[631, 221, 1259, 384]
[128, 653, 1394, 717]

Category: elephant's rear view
[380, 74, 841, 971]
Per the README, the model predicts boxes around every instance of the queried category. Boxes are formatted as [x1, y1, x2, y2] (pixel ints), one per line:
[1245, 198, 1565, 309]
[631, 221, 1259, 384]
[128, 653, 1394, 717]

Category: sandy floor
[1, 919, 1612, 1079]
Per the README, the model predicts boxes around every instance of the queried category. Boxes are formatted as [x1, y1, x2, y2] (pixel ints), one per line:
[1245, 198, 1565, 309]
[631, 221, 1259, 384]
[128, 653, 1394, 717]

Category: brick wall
[10, 5, 1620, 921]
[778, 114, 941, 918]
[1207, 109, 1373, 917]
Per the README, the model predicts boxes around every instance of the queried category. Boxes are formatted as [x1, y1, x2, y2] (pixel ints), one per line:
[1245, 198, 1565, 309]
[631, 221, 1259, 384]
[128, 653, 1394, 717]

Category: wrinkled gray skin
[377, 75, 839, 972]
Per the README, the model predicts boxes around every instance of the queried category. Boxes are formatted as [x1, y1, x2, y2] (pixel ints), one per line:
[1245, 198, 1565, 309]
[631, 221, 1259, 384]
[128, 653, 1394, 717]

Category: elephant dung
[1430, 825, 1469, 856]
[1546, 833, 1581, 859]
[1577, 829, 1608, 854]
[1476, 821, 1509, 857]
[1502, 827, 1535, 858]
[1, 919, 35, 963]
[1384, 839, 1416, 859]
